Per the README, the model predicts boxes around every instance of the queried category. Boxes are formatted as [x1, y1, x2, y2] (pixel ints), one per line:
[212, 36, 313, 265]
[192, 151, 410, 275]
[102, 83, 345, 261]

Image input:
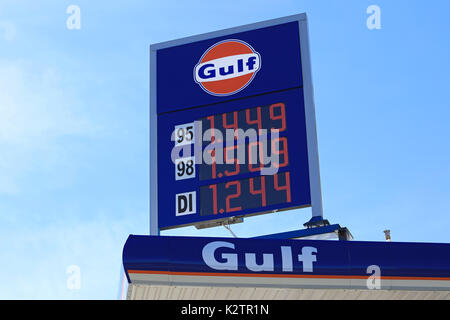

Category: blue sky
[0, 0, 449, 299]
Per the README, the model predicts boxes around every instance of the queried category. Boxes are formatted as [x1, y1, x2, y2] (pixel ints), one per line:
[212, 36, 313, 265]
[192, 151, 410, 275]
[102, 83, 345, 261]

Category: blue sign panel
[150, 14, 322, 231]
[123, 235, 450, 290]
[156, 21, 302, 114]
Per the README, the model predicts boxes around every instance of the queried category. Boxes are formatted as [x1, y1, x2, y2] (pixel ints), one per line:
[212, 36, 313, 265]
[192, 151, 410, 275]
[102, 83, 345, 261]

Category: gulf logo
[194, 39, 261, 96]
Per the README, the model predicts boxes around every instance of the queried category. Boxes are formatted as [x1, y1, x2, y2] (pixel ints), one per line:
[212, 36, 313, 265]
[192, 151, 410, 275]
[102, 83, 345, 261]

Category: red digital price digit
[248, 141, 264, 172]
[207, 149, 217, 179]
[246, 107, 262, 132]
[224, 145, 240, 177]
[249, 176, 267, 207]
[206, 115, 215, 143]
[270, 103, 286, 132]
[274, 172, 291, 203]
[272, 137, 289, 168]
[208, 184, 218, 215]
[225, 181, 242, 213]
[222, 111, 238, 133]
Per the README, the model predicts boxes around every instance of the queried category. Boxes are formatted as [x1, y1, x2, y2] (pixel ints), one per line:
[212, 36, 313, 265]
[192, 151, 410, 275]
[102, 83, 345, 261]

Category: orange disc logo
[194, 39, 261, 96]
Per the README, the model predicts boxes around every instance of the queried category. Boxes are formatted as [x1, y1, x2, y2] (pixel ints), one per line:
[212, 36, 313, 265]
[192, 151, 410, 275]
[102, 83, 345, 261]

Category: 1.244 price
[200, 171, 292, 216]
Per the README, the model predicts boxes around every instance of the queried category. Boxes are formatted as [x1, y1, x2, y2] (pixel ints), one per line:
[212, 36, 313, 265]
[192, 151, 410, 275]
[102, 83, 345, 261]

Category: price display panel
[151, 15, 321, 231]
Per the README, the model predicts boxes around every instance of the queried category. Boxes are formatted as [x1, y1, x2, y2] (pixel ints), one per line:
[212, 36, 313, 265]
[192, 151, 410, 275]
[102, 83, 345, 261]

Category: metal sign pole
[299, 16, 324, 222]
[149, 46, 159, 236]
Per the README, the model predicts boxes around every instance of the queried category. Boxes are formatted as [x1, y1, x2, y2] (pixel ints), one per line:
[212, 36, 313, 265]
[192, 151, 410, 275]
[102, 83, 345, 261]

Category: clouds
[0, 58, 123, 299]
[0, 55, 147, 298]
[0, 4, 148, 299]
[0, 20, 16, 42]
[0, 59, 98, 195]
[0, 211, 140, 299]
[0, 60, 95, 145]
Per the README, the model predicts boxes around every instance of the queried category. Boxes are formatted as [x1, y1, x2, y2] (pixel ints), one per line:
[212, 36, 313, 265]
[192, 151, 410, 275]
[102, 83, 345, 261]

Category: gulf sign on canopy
[194, 40, 261, 96]
[124, 235, 450, 291]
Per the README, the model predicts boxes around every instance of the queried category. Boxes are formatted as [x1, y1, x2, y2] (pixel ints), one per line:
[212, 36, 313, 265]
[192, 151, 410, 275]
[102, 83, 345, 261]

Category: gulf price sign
[149, 14, 323, 233]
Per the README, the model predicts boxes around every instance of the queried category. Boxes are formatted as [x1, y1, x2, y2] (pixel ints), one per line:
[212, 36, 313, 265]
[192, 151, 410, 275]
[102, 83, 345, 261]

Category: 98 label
[175, 156, 196, 180]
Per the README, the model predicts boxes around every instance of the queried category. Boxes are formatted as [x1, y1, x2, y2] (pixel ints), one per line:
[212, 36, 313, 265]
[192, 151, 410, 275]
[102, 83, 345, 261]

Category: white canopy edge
[127, 283, 450, 300]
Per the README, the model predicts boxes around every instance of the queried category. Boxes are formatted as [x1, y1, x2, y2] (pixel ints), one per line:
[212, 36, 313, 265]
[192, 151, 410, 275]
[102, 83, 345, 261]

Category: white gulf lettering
[202, 242, 318, 273]
[195, 53, 260, 83]
[280, 246, 293, 272]
[202, 241, 238, 271]
[245, 253, 274, 272]
[297, 246, 317, 272]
